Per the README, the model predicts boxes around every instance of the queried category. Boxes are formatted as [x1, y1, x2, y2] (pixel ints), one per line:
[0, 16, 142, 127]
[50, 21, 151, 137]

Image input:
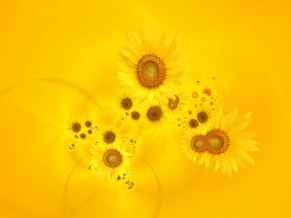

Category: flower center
[104, 131, 116, 144]
[121, 98, 132, 110]
[206, 130, 230, 155]
[191, 135, 206, 153]
[85, 121, 92, 127]
[197, 112, 208, 123]
[203, 89, 211, 96]
[72, 123, 81, 133]
[168, 95, 179, 110]
[136, 54, 166, 89]
[103, 149, 122, 168]
[209, 136, 224, 150]
[131, 111, 140, 120]
[80, 133, 86, 139]
[189, 119, 199, 128]
[147, 106, 163, 122]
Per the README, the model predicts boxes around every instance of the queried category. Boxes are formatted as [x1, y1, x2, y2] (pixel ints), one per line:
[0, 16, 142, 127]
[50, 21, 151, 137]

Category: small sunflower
[117, 26, 184, 103]
[165, 86, 188, 116]
[182, 108, 258, 177]
[144, 103, 168, 127]
[194, 104, 218, 132]
[89, 141, 132, 179]
[96, 125, 121, 146]
[182, 129, 207, 165]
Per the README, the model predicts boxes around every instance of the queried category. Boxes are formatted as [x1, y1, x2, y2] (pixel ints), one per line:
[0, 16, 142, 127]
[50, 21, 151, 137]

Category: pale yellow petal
[232, 140, 259, 151]
[167, 68, 184, 78]
[219, 155, 226, 173]
[229, 119, 252, 135]
[214, 155, 220, 171]
[119, 50, 138, 64]
[148, 89, 156, 102]
[164, 80, 178, 94]
[225, 108, 238, 132]
[157, 34, 166, 57]
[220, 111, 232, 130]
[118, 52, 136, 67]
[116, 62, 135, 73]
[231, 131, 257, 140]
[151, 29, 159, 54]
[162, 35, 178, 59]
[232, 111, 252, 127]
[238, 151, 255, 165]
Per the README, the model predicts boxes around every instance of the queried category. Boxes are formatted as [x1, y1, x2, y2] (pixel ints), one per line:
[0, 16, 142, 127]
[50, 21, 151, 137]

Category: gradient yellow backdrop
[0, 0, 291, 217]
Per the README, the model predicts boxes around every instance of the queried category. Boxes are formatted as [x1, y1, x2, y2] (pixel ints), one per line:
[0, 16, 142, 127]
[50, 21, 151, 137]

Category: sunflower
[89, 141, 132, 179]
[182, 108, 258, 177]
[165, 86, 188, 116]
[194, 104, 218, 132]
[96, 125, 121, 146]
[144, 103, 168, 128]
[182, 129, 207, 165]
[116, 26, 184, 103]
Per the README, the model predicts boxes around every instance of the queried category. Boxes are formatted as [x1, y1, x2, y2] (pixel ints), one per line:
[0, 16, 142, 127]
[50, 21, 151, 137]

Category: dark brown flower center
[72, 123, 81, 133]
[189, 119, 199, 128]
[80, 133, 86, 139]
[121, 98, 132, 110]
[197, 112, 208, 123]
[131, 111, 140, 120]
[104, 131, 116, 144]
[85, 121, 92, 127]
[147, 106, 163, 122]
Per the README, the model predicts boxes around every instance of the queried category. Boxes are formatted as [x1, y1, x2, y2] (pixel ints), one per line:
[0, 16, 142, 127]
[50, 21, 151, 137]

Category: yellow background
[0, 0, 291, 217]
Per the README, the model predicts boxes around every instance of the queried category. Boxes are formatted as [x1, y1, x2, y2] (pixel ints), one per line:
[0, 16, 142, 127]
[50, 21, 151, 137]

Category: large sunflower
[116, 26, 184, 103]
[182, 108, 258, 177]
[89, 141, 132, 180]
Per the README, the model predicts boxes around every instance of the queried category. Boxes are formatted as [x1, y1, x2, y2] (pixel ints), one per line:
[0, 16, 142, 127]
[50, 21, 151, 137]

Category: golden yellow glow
[0, 1, 291, 218]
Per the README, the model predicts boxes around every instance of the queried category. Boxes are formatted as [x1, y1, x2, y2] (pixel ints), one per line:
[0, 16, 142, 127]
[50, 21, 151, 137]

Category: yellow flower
[89, 141, 132, 179]
[143, 103, 168, 128]
[182, 108, 258, 177]
[117, 26, 184, 103]
[96, 125, 121, 146]
[165, 86, 188, 116]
